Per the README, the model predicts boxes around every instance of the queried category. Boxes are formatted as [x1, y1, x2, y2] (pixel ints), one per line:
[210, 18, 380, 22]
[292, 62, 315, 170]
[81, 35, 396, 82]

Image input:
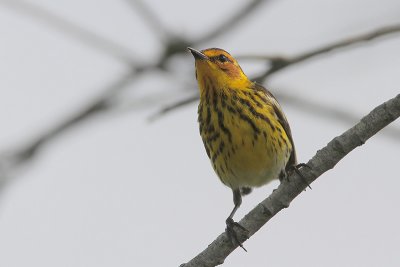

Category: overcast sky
[0, 0, 400, 266]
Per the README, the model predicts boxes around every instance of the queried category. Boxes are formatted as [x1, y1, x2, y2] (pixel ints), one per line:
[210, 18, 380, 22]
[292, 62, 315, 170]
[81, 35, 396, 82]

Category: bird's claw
[225, 218, 248, 252]
[288, 163, 312, 189]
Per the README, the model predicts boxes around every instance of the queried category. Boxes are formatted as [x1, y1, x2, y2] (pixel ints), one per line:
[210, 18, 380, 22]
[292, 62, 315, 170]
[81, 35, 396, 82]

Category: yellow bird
[188, 47, 303, 249]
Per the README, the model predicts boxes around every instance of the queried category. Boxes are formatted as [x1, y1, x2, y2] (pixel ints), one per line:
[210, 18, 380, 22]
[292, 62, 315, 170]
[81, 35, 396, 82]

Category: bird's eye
[218, 54, 229, 63]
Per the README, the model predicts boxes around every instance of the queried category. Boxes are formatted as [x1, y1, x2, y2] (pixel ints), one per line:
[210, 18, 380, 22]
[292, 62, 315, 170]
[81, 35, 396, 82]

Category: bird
[188, 47, 305, 250]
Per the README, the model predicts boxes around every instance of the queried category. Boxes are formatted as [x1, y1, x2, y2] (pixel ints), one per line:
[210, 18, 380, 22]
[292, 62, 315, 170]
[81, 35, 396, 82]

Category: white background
[0, 0, 399, 266]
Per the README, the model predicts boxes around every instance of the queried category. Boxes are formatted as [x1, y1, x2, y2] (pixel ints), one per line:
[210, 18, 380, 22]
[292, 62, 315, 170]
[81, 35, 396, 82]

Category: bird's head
[188, 47, 251, 93]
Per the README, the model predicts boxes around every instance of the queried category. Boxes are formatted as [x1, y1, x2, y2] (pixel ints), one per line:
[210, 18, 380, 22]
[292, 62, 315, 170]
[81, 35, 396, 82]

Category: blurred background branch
[151, 25, 400, 127]
[0, 0, 273, 189]
[253, 24, 400, 82]
[191, 0, 269, 44]
[0, 0, 138, 65]
[124, 0, 172, 43]
[0, 1, 400, 266]
[1, 0, 400, 191]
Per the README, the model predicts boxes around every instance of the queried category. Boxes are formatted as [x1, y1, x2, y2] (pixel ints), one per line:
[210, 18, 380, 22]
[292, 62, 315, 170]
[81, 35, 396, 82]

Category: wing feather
[253, 83, 297, 169]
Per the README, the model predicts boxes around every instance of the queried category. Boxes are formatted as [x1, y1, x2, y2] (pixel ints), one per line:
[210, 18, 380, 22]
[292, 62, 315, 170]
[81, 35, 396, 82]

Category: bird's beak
[187, 47, 208, 60]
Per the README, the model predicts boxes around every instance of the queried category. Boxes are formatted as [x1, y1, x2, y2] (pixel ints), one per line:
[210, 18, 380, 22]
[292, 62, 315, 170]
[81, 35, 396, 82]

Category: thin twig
[149, 94, 198, 121]
[124, 0, 170, 42]
[8, 69, 138, 167]
[254, 24, 400, 82]
[0, 0, 138, 65]
[192, 0, 269, 44]
[181, 94, 400, 267]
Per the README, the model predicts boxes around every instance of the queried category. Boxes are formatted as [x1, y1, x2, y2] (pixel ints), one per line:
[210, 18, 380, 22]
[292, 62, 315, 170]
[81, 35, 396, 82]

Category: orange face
[188, 47, 251, 92]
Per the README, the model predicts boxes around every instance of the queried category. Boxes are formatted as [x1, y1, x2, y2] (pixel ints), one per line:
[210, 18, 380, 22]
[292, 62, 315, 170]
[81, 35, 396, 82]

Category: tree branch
[180, 93, 400, 267]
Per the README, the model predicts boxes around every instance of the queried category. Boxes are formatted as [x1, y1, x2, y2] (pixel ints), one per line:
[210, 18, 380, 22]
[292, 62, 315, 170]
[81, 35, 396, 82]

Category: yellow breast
[198, 87, 292, 190]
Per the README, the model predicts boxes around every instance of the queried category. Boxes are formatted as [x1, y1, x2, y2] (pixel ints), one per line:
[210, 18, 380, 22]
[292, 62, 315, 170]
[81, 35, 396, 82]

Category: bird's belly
[219, 137, 285, 189]
[211, 123, 291, 190]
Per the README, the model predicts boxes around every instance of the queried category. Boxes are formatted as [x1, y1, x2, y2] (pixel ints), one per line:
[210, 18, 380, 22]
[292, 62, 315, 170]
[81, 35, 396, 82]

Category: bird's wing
[253, 83, 298, 168]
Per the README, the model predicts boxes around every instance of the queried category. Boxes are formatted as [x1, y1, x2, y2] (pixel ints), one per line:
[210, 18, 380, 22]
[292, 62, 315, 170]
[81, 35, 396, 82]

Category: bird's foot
[225, 218, 249, 252]
[288, 163, 312, 189]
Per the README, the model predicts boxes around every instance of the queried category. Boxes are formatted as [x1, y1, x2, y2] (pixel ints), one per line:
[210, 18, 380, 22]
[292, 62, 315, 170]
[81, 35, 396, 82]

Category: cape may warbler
[188, 47, 303, 248]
